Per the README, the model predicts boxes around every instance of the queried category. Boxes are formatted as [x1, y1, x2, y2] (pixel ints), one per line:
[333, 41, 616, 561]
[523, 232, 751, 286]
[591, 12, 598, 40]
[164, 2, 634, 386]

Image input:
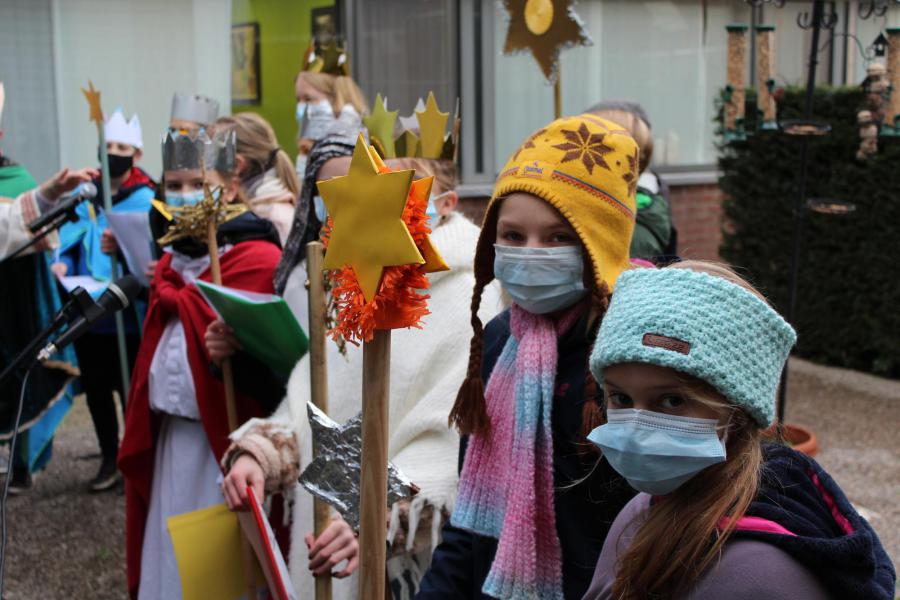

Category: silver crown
[162, 128, 235, 172]
[170, 93, 219, 127]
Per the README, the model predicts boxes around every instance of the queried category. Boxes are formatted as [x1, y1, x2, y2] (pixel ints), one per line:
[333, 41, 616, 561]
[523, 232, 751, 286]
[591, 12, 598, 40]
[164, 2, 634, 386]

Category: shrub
[719, 86, 900, 378]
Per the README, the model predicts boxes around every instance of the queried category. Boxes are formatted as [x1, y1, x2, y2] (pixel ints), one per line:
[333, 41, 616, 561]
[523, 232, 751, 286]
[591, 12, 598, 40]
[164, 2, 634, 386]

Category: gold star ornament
[81, 80, 104, 124]
[416, 92, 450, 160]
[319, 134, 425, 301]
[502, 0, 592, 83]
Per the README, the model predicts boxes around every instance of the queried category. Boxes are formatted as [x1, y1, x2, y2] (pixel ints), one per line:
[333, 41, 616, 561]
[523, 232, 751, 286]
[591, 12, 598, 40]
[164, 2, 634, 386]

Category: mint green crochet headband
[589, 267, 797, 427]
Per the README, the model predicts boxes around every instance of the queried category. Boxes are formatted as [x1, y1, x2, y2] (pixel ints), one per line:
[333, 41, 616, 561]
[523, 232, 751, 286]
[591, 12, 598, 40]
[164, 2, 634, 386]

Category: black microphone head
[80, 182, 98, 199]
[101, 275, 142, 311]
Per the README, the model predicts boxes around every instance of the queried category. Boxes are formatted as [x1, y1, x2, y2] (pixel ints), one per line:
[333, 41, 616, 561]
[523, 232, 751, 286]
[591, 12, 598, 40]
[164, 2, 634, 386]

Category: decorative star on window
[553, 123, 614, 174]
[502, 0, 592, 83]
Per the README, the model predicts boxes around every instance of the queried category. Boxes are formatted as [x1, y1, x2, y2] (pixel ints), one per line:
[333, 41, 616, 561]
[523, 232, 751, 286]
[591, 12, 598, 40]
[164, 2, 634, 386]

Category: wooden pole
[553, 69, 562, 120]
[95, 122, 132, 402]
[306, 242, 333, 600]
[357, 329, 391, 600]
[206, 220, 256, 600]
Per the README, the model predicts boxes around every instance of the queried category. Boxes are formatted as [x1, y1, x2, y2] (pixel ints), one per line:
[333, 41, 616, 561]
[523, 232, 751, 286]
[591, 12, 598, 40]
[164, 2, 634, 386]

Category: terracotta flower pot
[780, 423, 818, 457]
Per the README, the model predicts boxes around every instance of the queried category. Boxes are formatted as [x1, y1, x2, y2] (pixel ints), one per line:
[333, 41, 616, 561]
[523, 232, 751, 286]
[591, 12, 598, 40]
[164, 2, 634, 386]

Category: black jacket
[417, 310, 636, 599]
[735, 443, 896, 600]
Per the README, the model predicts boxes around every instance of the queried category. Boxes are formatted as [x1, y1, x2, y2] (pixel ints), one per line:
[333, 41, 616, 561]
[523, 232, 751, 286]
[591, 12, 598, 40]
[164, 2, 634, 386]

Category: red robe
[118, 239, 281, 598]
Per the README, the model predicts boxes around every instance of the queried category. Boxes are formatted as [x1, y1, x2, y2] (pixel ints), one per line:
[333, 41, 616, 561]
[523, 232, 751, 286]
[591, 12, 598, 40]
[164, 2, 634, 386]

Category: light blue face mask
[588, 408, 727, 496]
[295, 101, 307, 124]
[313, 194, 327, 223]
[426, 191, 450, 230]
[166, 189, 205, 208]
[493, 244, 587, 314]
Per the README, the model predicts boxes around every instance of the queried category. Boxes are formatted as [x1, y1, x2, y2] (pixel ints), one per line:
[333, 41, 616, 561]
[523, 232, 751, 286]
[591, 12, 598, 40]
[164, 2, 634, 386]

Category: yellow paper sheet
[167, 503, 263, 600]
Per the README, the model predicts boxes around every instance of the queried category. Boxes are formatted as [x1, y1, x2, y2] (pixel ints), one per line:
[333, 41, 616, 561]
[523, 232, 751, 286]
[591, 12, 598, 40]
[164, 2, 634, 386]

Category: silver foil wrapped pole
[299, 402, 415, 531]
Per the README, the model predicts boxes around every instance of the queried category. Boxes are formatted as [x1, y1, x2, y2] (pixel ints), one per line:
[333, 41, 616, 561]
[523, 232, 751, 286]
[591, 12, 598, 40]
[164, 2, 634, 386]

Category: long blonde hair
[611, 260, 769, 599]
[211, 112, 299, 199]
[297, 71, 369, 117]
[388, 157, 458, 194]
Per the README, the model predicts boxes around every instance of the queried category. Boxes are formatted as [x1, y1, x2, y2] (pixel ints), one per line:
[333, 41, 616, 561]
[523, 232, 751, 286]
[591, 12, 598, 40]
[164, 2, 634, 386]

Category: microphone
[28, 182, 98, 233]
[37, 275, 141, 361]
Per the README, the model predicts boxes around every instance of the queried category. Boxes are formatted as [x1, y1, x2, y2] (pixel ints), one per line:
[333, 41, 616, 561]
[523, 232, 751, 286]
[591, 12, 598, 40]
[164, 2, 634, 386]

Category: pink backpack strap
[719, 515, 797, 536]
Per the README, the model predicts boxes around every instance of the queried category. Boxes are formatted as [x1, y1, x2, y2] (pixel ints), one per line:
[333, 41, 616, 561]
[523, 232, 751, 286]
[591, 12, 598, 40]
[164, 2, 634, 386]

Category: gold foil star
[81, 80, 104, 124]
[319, 135, 424, 301]
[155, 184, 248, 246]
[502, 0, 592, 83]
[363, 94, 399, 159]
[416, 92, 449, 160]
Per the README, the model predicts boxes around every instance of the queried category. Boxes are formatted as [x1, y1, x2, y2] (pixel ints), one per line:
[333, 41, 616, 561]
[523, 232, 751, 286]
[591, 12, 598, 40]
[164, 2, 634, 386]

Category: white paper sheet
[60, 275, 107, 298]
[106, 211, 154, 286]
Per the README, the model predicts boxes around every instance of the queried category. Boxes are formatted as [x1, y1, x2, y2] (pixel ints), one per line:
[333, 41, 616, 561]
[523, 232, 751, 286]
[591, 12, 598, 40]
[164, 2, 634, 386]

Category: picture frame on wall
[231, 22, 261, 105]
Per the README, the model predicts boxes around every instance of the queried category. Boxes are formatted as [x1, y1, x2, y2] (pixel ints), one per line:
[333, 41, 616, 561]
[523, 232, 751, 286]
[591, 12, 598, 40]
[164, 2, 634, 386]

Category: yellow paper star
[416, 92, 449, 159]
[502, 0, 591, 83]
[81, 80, 104, 124]
[363, 94, 399, 159]
[408, 176, 449, 274]
[319, 135, 424, 301]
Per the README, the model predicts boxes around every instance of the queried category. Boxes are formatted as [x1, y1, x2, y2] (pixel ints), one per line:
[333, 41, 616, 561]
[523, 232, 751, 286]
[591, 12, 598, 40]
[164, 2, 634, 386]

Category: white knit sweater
[227, 212, 503, 599]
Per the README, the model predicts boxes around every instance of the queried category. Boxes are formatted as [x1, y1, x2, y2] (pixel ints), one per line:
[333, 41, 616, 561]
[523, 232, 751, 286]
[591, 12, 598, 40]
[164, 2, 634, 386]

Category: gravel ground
[1, 358, 897, 598]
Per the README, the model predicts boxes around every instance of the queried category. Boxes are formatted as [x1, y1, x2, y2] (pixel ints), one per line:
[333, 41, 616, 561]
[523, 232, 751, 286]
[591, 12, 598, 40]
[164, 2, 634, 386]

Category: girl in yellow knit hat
[419, 114, 641, 600]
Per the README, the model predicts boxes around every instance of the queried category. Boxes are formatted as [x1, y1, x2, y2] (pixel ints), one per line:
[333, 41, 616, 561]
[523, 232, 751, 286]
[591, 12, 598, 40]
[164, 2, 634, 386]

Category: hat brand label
[642, 333, 691, 355]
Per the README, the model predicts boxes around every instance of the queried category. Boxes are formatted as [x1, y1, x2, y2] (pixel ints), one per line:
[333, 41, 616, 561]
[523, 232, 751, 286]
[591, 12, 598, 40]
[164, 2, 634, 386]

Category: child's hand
[305, 517, 359, 578]
[50, 262, 68, 278]
[205, 319, 241, 366]
[100, 229, 118, 255]
[222, 453, 265, 511]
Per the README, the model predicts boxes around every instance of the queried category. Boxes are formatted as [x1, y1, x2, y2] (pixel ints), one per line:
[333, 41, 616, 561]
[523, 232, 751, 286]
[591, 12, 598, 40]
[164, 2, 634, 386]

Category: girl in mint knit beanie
[583, 260, 895, 600]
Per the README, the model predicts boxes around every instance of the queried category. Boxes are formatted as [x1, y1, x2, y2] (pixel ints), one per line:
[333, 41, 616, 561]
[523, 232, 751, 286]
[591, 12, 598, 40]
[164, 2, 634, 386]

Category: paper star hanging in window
[502, 0, 592, 83]
[299, 402, 416, 531]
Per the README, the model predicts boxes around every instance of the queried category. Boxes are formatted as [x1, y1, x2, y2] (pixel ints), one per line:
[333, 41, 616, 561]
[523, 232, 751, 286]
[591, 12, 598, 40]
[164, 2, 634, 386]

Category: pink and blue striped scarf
[452, 303, 583, 599]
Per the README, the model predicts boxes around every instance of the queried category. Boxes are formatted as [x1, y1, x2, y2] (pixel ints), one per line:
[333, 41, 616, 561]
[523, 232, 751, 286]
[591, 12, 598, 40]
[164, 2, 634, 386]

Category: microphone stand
[0, 207, 80, 268]
[0, 286, 95, 389]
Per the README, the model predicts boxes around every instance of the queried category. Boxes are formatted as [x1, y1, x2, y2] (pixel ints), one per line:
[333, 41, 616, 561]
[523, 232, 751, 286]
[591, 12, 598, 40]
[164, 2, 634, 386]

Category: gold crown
[363, 92, 460, 161]
[302, 40, 350, 77]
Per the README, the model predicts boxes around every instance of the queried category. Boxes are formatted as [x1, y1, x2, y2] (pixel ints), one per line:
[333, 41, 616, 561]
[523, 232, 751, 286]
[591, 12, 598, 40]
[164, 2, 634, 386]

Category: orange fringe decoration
[321, 170, 434, 345]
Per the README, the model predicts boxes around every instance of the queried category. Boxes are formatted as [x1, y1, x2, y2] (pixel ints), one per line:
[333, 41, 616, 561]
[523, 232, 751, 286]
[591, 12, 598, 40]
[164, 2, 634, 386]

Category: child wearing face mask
[54, 107, 155, 492]
[294, 69, 367, 182]
[418, 114, 641, 600]
[117, 129, 284, 600]
[582, 261, 895, 600]
[219, 154, 504, 600]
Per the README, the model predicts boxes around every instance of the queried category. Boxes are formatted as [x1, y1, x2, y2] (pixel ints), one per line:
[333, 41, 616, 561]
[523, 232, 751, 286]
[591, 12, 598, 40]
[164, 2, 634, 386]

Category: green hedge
[719, 87, 900, 378]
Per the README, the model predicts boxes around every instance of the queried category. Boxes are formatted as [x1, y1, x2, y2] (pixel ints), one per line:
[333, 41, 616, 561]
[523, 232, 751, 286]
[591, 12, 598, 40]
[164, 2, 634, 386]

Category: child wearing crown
[53, 107, 156, 493]
[117, 128, 284, 600]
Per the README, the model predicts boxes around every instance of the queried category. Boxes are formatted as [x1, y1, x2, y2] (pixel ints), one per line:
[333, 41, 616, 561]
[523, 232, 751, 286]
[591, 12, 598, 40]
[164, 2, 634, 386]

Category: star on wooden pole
[299, 403, 415, 531]
[502, 0, 592, 83]
[81, 80, 104, 124]
[318, 134, 424, 301]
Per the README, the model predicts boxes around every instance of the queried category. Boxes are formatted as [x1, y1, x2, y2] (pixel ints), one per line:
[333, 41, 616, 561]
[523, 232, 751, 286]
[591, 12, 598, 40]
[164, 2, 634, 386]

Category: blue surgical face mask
[426, 191, 449, 230]
[588, 408, 727, 496]
[313, 194, 327, 223]
[295, 101, 307, 124]
[166, 189, 205, 208]
[493, 244, 587, 314]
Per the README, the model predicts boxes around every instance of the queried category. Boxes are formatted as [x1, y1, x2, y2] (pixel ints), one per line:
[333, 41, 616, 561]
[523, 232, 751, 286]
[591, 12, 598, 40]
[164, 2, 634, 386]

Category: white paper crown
[171, 93, 220, 127]
[105, 108, 143, 149]
[162, 128, 235, 173]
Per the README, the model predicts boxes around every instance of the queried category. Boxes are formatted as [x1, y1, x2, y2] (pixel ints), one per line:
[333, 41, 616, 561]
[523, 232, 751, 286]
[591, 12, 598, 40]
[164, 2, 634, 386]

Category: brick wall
[668, 183, 725, 262]
[456, 182, 727, 262]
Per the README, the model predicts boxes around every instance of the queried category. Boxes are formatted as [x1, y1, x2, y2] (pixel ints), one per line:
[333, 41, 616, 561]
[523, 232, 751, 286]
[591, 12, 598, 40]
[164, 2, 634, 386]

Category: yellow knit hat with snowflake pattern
[450, 114, 640, 435]
[474, 113, 638, 295]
